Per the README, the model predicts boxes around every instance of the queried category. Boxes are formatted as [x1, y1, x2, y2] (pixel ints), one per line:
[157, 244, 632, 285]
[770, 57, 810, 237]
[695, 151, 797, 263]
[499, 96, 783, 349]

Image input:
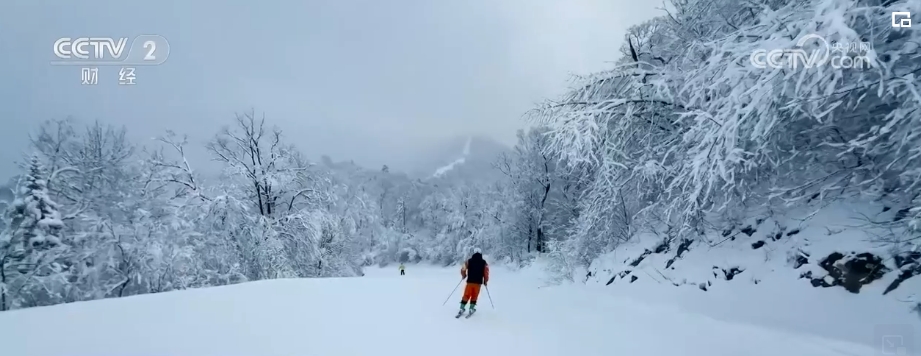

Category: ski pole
[484, 284, 494, 309]
[442, 278, 464, 306]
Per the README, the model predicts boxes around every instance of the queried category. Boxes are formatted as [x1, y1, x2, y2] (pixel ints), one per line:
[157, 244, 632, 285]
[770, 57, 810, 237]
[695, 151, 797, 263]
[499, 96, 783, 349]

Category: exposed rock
[884, 251, 921, 295]
[772, 232, 783, 241]
[894, 208, 911, 222]
[740, 225, 756, 236]
[665, 239, 694, 269]
[894, 251, 920, 268]
[809, 252, 890, 293]
[606, 270, 633, 285]
[883, 268, 920, 295]
[653, 239, 670, 254]
[792, 253, 809, 269]
[629, 249, 652, 267]
[717, 266, 744, 280]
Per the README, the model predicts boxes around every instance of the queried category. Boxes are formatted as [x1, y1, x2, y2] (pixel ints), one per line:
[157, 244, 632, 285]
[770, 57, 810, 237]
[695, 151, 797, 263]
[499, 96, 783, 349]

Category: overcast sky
[0, 0, 661, 178]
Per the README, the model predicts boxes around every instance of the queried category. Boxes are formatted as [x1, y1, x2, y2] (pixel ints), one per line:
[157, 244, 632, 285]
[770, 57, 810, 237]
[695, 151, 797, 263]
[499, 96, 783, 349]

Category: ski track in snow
[432, 137, 472, 178]
[0, 266, 881, 356]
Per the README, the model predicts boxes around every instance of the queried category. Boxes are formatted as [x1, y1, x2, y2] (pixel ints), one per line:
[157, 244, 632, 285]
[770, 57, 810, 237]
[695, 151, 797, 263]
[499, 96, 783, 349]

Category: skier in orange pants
[458, 251, 489, 316]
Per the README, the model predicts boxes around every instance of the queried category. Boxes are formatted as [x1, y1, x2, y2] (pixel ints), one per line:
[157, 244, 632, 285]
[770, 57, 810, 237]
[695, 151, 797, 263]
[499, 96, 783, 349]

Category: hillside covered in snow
[415, 135, 510, 183]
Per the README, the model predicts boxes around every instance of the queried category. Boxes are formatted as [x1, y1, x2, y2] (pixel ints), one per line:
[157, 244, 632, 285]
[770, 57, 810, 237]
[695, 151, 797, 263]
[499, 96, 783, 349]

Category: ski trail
[0, 266, 878, 356]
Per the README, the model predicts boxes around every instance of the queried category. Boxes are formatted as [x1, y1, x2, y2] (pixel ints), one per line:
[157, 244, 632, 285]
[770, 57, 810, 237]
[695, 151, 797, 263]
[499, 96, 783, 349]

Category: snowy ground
[581, 201, 921, 350]
[0, 265, 887, 356]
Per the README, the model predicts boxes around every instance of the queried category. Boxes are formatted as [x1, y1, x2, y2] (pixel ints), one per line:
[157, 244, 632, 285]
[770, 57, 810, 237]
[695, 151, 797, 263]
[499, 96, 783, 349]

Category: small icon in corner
[892, 12, 911, 28]
[118, 67, 136, 85]
[882, 334, 908, 355]
[81, 67, 98, 85]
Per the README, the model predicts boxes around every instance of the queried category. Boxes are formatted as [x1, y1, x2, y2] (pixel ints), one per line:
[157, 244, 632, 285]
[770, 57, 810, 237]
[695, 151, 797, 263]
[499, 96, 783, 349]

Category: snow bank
[576, 201, 920, 348]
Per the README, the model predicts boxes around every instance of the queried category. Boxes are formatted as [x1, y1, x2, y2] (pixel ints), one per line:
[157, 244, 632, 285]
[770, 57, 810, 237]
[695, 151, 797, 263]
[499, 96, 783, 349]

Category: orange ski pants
[461, 283, 482, 304]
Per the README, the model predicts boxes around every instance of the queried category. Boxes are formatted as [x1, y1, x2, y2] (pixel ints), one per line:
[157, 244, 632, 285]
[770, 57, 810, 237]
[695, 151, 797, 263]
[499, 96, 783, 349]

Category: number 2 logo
[143, 40, 157, 60]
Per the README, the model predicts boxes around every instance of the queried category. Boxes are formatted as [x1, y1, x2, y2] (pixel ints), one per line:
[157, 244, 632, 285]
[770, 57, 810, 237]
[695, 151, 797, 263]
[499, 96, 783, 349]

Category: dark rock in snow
[665, 239, 693, 269]
[773, 232, 783, 241]
[721, 267, 744, 280]
[629, 275, 638, 283]
[740, 225, 756, 236]
[894, 208, 911, 222]
[884, 268, 921, 295]
[883, 251, 921, 295]
[607, 270, 633, 285]
[751, 241, 766, 249]
[722, 229, 733, 237]
[629, 249, 652, 267]
[811, 252, 890, 293]
[819, 252, 845, 271]
[654, 239, 670, 254]
[786, 229, 800, 236]
[699, 283, 707, 291]
[793, 254, 809, 269]
[894, 251, 921, 268]
[882, 206, 891, 212]
[676, 239, 692, 258]
[811, 276, 833, 288]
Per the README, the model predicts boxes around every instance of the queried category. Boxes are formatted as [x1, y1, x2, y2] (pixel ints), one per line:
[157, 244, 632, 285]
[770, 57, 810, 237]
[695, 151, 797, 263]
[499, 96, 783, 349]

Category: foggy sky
[0, 0, 661, 178]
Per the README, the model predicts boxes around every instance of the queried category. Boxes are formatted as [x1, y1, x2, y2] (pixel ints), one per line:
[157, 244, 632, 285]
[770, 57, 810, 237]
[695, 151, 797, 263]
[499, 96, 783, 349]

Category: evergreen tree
[8, 155, 64, 253]
[2, 155, 68, 309]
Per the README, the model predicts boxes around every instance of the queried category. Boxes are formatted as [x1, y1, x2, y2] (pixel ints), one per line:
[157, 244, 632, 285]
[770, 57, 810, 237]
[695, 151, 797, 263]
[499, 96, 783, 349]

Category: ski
[455, 310, 476, 318]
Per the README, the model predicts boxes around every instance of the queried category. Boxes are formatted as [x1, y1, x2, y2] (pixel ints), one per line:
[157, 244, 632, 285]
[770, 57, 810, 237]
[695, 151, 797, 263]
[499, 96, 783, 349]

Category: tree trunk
[536, 227, 544, 253]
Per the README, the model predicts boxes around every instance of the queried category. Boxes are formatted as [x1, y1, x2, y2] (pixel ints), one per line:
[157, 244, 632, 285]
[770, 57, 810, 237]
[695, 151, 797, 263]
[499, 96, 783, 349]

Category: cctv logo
[892, 12, 911, 28]
[53, 38, 129, 60]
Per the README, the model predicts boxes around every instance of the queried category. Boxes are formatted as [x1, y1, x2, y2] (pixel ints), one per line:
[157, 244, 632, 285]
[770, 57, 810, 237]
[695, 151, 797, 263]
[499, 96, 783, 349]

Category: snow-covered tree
[1, 155, 70, 308]
[530, 0, 921, 269]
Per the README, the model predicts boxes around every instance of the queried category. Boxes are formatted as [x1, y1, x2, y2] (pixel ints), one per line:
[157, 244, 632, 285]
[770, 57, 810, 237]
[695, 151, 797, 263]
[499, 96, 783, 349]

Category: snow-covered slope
[580, 201, 921, 347]
[410, 135, 510, 183]
[0, 265, 882, 356]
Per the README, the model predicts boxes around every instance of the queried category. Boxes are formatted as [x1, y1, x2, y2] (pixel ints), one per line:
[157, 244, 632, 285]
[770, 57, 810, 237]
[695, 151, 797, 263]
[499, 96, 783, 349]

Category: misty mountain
[408, 135, 511, 184]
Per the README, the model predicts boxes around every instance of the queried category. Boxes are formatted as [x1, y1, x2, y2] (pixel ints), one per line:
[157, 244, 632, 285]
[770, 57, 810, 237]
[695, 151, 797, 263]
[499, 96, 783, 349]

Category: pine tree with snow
[7, 155, 65, 253]
[1, 156, 70, 309]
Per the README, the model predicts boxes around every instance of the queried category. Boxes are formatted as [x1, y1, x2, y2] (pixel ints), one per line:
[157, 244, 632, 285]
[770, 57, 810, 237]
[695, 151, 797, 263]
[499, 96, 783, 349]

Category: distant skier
[458, 251, 489, 315]
[399, 263, 405, 276]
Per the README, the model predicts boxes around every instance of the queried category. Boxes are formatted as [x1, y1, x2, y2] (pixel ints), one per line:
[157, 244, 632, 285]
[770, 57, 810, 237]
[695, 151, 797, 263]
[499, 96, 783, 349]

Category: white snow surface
[581, 202, 921, 349]
[0, 264, 884, 356]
